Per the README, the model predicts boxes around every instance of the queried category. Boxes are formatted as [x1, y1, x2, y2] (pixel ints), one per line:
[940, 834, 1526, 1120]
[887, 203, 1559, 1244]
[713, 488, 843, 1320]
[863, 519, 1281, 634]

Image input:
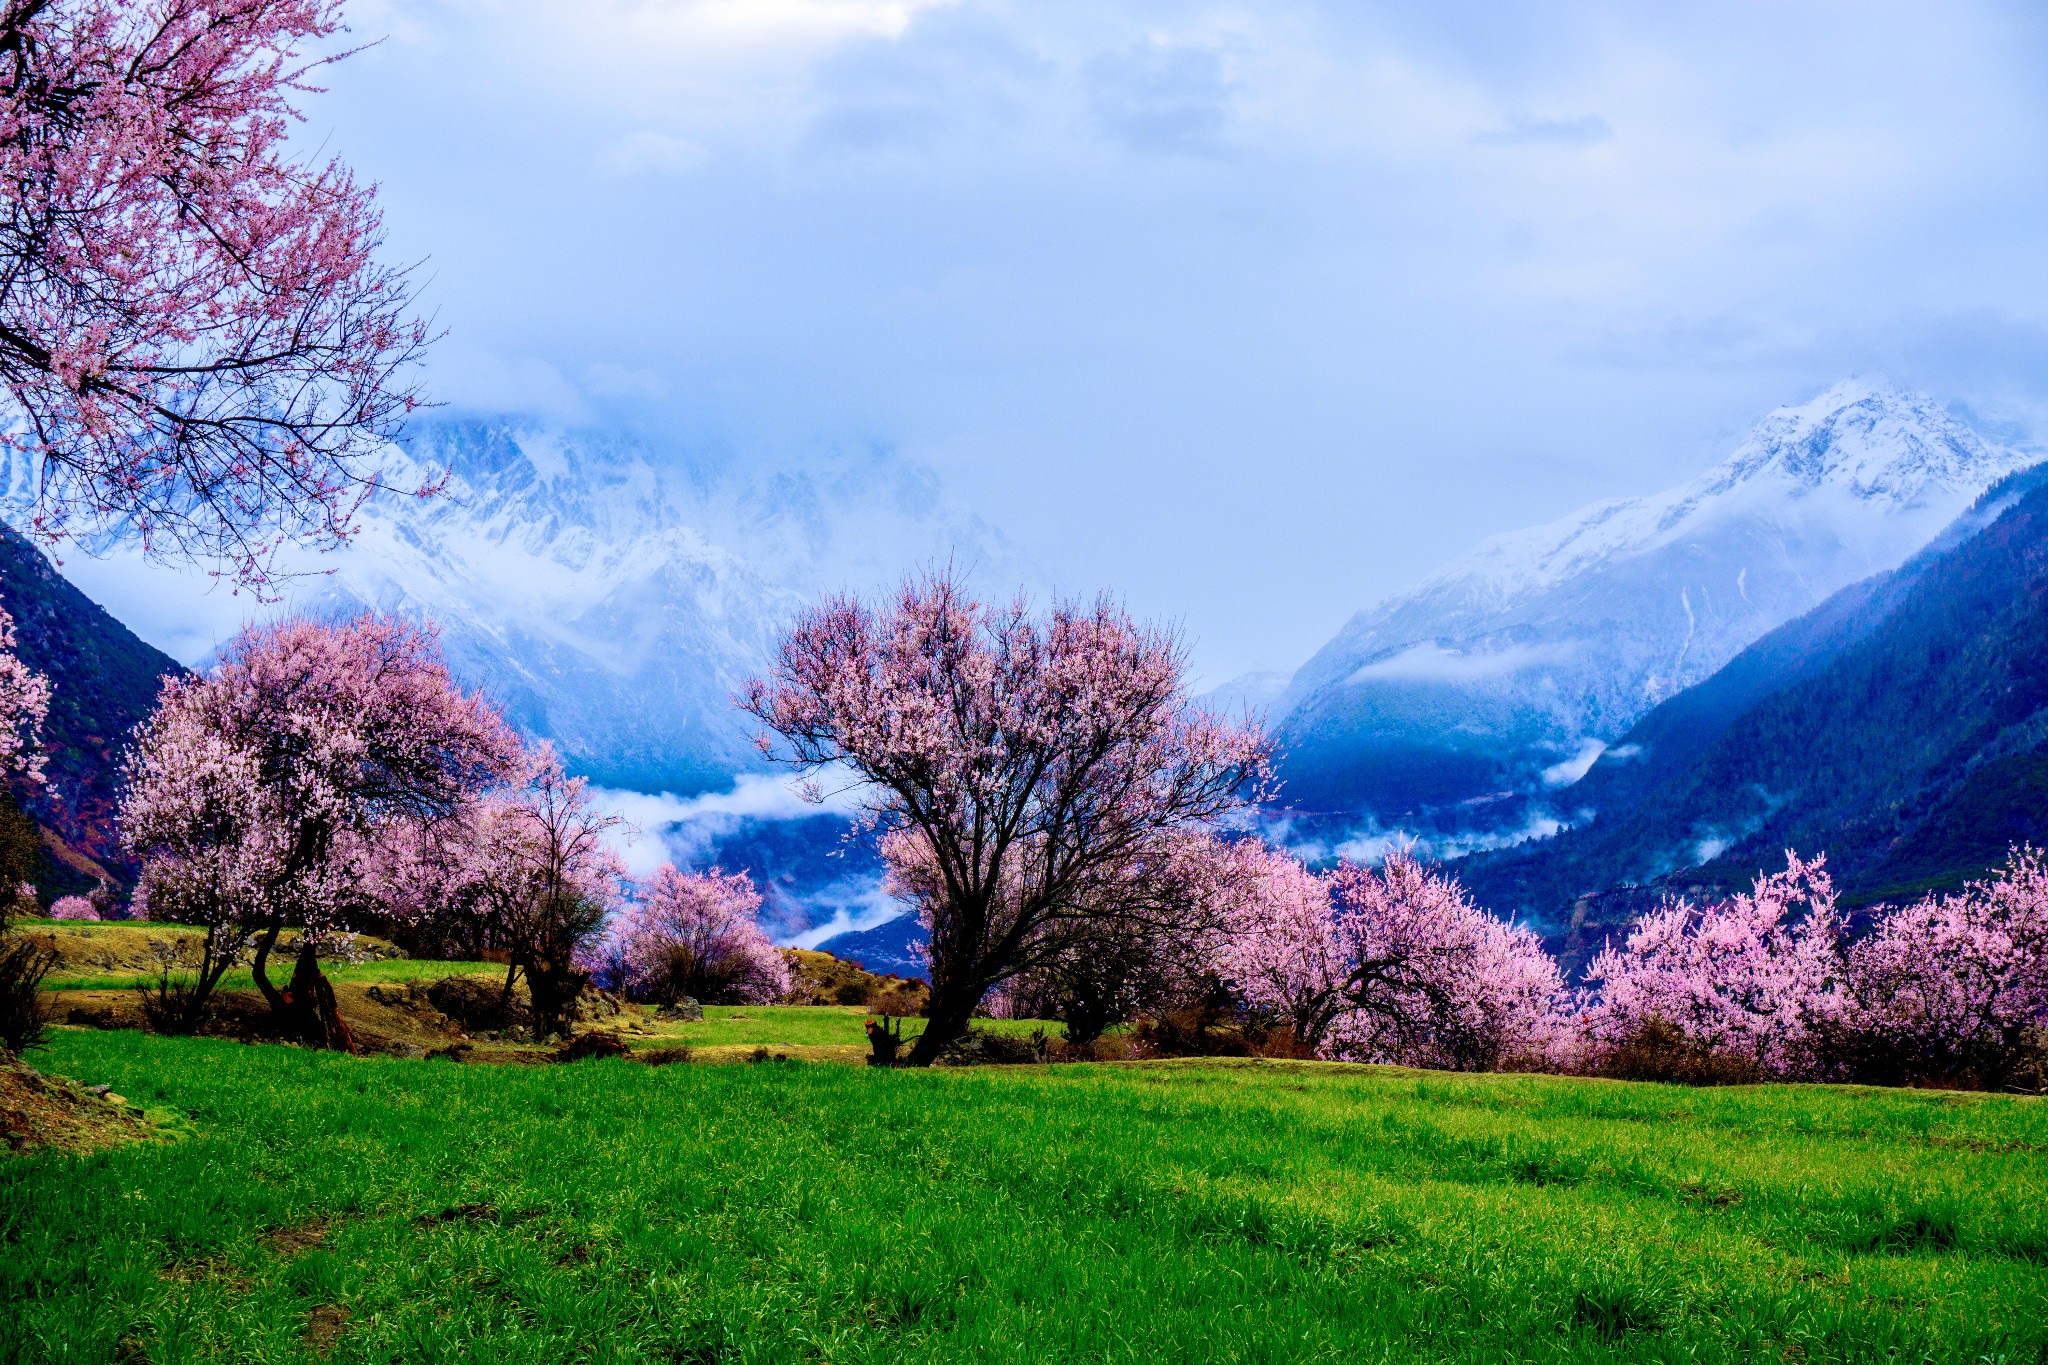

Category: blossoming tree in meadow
[1574, 854, 1847, 1079]
[1218, 849, 1562, 1069]
[120, 614, 521, 1043]
[376, 743, 624, 1040]
[590, 865, 789, 1007]
[0, 0, 432, 584]
[744, 570, 1272, 1065]
[1842, 848, 2048, 1089]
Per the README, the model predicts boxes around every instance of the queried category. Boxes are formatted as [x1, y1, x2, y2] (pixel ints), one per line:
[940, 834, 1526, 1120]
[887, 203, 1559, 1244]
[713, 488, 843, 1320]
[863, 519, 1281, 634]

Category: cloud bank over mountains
[311, 0, 2048, 685]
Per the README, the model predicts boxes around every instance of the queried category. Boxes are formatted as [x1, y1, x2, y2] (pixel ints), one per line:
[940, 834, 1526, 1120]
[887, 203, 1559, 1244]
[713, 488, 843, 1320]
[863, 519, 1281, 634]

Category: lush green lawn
[6, 1032, 2047, 1364]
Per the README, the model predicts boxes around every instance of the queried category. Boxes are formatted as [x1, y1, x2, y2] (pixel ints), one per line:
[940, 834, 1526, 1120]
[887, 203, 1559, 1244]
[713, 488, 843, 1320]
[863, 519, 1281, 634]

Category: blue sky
[302, 0, 2048, 683]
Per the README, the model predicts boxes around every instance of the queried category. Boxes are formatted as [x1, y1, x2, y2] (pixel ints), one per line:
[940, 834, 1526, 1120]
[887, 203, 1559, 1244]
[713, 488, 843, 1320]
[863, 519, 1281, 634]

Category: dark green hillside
[1463, 465, 2048, 937]
[0, 525, 184, 888]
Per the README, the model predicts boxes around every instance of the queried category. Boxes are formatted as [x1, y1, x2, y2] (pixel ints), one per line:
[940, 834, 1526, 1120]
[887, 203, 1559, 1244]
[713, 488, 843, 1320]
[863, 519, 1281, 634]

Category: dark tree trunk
[524, 957, 586, 1042]
[283, 937, 357, 1053]
[249, 922, 287, 1016]
[904, 981, 978, 1066]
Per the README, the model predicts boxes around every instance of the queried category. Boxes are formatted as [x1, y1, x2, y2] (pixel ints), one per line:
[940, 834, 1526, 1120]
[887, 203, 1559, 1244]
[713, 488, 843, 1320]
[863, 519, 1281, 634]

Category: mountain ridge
[1456, 459, 2048, 963]
[1272, 380, 2037, 818]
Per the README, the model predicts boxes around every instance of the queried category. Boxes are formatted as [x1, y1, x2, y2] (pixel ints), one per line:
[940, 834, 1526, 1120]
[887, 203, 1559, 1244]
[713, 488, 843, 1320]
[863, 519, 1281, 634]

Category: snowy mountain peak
[1406, 381, 2030, 610]
[29, 417, 1036, 795]
[1718, 379, 2012, 503]
[1273, 381, 2039, 815]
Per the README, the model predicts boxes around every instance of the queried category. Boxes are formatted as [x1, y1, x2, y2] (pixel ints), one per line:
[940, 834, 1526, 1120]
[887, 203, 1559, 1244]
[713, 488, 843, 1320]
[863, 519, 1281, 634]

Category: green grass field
[6, 1030, 2047, 1364]
[41, 959, 501, 993]
[651, 1005, 1054, 1050]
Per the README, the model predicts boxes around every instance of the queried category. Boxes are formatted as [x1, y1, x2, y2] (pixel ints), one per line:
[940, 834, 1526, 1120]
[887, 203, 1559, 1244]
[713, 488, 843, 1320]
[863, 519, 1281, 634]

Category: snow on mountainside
[1274, 380, 2039, 816]
[22, 419, 1031, 796]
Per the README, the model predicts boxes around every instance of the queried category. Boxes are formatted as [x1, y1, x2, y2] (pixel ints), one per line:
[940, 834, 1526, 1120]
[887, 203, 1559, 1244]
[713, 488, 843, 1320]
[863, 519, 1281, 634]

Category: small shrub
[49, 896, 99, 921]
[937, 1028, 1051, 1066]
[1592, 1018, 1759, 1086]
[134, 970, 215, 1036]
[1133, 1005, 1253, 1059]
[0, 931, 56, 1052]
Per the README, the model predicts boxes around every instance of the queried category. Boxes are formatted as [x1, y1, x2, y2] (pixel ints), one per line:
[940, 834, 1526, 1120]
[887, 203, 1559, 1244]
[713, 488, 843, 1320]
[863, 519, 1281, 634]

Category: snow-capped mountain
[29, 419, 1031, 795]
[1274, 380, 2039, 816]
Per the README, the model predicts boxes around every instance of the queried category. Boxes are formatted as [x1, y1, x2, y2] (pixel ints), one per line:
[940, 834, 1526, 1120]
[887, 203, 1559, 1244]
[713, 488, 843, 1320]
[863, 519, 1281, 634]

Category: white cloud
[1541, 738, 1606, 788]
[1348, 640, 1577, 685]
[590, 770, 865, 875]
[784, 877, 907, 947]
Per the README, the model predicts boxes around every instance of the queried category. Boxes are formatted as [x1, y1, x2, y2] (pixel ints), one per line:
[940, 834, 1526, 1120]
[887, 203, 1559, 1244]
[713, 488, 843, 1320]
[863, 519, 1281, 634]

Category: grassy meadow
[6, 1029, 2047, 1363]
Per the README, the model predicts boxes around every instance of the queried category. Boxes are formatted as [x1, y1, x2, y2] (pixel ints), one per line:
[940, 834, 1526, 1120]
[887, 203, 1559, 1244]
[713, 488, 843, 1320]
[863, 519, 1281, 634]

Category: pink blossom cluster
[1574, 854, 1846, 1077]
[587, 865, 790, 1006]
[1843, 849, 2048, 1085]
[122, 615, 523, 943]
[1567, 849, 2048, 1086]
[369, 748, 626, 947]
[0, 0, 434, 585]
[0, 603, 50, 786]
[1215, 847, 1562, 1070]
[49, 894, 98, 921]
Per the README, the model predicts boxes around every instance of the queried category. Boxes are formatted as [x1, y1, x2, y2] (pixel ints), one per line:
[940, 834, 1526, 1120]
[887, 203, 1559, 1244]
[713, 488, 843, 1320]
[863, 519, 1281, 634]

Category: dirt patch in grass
[304, 1303, 350, 1357]
[158, 1256, 251, 1292]
[415, 1202, 499, 1227]
[267, 1216, 330, 1257]
[0, 1057, 157, 1156]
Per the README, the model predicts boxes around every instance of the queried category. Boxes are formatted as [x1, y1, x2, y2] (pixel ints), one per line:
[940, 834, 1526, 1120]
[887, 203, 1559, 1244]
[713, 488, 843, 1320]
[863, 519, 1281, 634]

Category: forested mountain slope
[0, 526, 184, 887]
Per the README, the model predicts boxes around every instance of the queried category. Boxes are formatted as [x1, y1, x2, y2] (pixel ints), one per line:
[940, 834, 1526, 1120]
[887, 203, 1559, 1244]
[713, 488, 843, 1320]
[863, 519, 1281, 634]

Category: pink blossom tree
[0, 0, 433, 585]
[1576, 853, 1846, 1080]
[374, 743, 623, 1040]
[1313, 852, 1564, 1071]
[1211, 844, 1352, 1052]
[47, 893, 94, 920]
[744, 571, 1271, 1065]
[120, 614, 521, 1043]
[592, 865, 789, 1006]
[1841, 847, 2048, 1089]
[0, 603, 48, 789]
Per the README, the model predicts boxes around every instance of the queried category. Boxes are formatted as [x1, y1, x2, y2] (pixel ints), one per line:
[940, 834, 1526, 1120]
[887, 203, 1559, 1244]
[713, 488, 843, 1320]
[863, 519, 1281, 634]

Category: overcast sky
[283, 0, 2048, 684]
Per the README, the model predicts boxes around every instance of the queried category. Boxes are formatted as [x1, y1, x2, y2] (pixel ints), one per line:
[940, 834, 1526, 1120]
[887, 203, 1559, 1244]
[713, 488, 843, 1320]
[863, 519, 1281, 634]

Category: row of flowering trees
[745, 570, 2048, 1084]
[114, 614, 787, 1046]
[20, 559, 2048, 1087]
